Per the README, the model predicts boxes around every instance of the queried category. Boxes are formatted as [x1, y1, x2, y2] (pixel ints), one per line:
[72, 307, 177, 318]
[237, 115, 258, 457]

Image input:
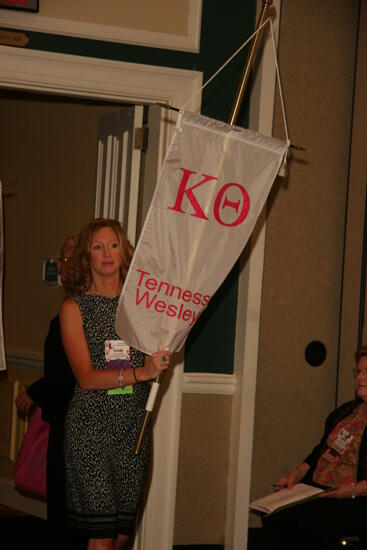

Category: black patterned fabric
[64, 294, 151, 538]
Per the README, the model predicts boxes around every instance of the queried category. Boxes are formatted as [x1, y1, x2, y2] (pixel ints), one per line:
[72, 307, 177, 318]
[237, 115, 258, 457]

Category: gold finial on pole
[228, 0, 273, 127]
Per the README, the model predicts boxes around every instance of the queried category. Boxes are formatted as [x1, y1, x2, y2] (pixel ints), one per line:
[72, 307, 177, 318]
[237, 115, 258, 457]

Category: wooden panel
[250, 0, 360, 525]
[338, 0, 367, 404]
[173, 394, 232, 545]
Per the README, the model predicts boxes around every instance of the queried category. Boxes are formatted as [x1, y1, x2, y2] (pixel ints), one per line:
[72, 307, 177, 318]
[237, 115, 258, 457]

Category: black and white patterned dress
[64, 294, 151, 538]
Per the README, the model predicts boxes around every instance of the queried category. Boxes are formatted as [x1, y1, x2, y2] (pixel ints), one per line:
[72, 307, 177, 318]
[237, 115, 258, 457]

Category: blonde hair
[63, 218, 134, 295]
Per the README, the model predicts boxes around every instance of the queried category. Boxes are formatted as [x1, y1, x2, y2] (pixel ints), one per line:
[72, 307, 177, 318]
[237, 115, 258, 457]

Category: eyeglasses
[353, 367, 367, 377]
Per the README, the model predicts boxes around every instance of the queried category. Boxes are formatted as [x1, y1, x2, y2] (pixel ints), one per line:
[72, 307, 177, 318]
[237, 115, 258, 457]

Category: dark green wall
[15, 0, 257, 374]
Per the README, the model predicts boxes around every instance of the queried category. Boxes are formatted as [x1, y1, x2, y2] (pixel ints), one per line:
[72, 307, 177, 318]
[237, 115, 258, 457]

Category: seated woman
[262, 345, 367, 550]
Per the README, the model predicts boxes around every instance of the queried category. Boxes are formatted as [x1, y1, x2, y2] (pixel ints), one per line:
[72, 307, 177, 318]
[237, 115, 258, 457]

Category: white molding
[183, 372, 236, 395]
[0, 0, 202, 52]
[0, 47, 202, 550]
[225, 2, 282, 549]
[0, 46, 202, 111]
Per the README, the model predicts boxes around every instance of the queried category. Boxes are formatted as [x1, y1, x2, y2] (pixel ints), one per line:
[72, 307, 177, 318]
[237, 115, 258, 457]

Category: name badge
[332, 427, 354, 455]
[105, 339, 133, 395]
[323, 427, 354, 462]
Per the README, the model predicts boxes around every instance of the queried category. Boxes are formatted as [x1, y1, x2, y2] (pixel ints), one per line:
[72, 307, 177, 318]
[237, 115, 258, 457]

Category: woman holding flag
[60, 218, 171, 550]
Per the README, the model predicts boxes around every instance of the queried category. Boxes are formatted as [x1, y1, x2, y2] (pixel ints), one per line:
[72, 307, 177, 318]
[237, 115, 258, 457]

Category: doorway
[0, 46, 202, 550]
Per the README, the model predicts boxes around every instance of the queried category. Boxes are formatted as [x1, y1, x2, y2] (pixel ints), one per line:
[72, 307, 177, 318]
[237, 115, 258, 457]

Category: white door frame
[0, 45, 201, 550]
[225, 1, 282, 548]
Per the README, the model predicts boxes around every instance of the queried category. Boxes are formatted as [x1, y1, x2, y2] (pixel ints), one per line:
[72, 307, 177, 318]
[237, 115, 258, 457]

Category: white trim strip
[94, 140, 104, 218]
[0, 46, 203, 109]
[109, 136, 119, 218]
[127, 106, 144, 245]
[119, 131, 129, 224]
[183, 372, 236, 394]
[103, 134, 113, 218]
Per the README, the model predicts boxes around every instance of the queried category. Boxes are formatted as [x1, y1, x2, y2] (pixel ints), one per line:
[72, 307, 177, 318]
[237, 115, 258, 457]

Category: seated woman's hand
[321, 485, 354, 500]
[144, 350, 171, 380]
[277, 462, 310, 489]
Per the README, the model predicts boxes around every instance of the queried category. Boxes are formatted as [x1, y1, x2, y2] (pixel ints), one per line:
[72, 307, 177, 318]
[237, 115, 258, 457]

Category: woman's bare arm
[60, 298, 170, 390]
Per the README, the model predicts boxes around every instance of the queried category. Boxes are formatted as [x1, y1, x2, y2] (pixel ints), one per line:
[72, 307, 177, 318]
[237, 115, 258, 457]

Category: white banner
[115, 111, 288, 355]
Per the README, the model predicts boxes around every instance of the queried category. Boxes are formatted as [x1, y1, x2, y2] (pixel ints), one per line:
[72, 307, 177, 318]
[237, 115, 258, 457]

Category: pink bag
[12, 406, 49, 497]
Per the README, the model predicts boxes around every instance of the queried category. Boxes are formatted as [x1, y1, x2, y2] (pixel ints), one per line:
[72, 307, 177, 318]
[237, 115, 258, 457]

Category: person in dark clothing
[261, 345, 367, 550]
[15, 236, 85, 549]
[27, 314, 75, 540]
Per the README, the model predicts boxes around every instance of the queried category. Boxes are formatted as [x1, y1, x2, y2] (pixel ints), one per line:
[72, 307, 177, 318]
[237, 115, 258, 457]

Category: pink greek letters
[168, 168, 250, 227]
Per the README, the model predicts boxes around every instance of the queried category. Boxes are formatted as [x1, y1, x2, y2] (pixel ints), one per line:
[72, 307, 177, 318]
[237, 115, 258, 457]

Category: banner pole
[228, 0, 272, 126]
[135, 1, 272, 455]
[135, 374, 161, 454]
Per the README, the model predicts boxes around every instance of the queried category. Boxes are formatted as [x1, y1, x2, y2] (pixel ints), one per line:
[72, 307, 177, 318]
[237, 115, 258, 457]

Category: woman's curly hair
[355, 346, 367, 364]
[63, 218, 134, 295]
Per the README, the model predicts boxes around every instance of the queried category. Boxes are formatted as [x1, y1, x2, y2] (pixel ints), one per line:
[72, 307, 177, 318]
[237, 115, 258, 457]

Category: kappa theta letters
[168, 168, 250, 227]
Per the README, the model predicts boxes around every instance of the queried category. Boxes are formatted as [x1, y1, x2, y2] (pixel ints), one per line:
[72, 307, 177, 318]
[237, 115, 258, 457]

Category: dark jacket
[25, 314, 75, 532]
[27, 314, 74, 421]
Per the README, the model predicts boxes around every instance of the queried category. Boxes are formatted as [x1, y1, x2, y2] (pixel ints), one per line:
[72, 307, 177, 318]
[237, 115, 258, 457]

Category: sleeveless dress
[64, 294, 151, 538]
